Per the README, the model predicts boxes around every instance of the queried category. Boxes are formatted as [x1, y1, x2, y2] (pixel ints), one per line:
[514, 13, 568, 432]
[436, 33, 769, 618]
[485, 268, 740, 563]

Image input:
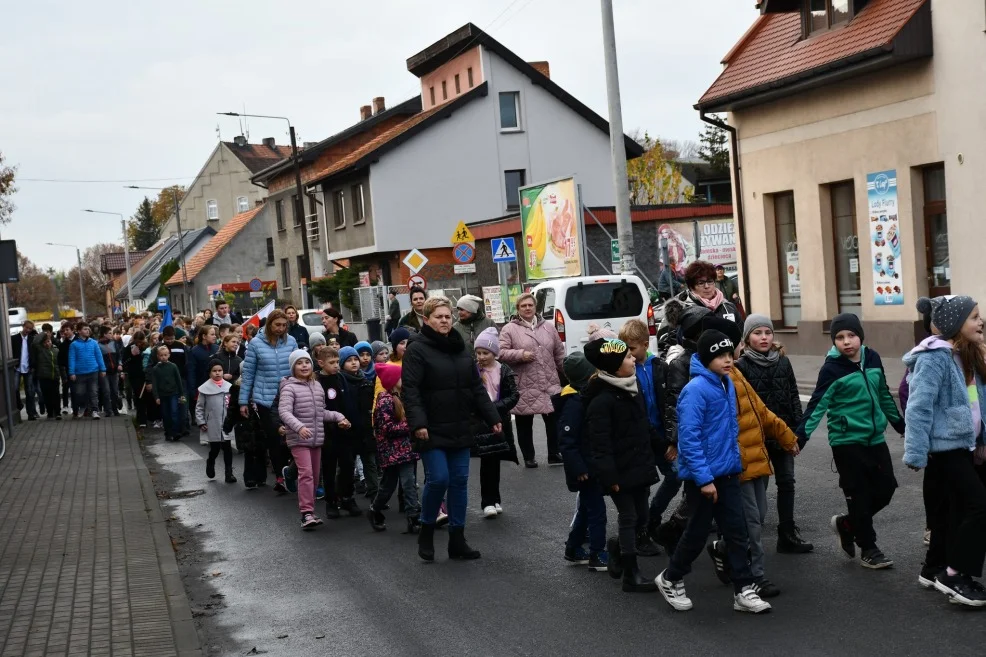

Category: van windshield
[564, 282, 644, 320]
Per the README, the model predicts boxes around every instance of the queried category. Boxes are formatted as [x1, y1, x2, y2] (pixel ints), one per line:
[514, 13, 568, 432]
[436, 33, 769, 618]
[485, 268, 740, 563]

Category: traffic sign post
[453, 242, 475, 264]
[450, 221, 475, 245]
[492, 237, 517, 263]
[403, 249, 429, 274]
[408, 274, 427, 290]
[249, 277, 263, 292]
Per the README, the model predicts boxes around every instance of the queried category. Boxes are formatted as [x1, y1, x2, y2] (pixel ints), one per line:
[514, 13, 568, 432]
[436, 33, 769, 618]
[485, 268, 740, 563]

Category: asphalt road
[145, 421, 985, 657]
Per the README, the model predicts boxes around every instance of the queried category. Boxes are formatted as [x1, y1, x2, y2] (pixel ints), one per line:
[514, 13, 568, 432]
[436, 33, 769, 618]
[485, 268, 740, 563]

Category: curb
[129, 422, 204, 657]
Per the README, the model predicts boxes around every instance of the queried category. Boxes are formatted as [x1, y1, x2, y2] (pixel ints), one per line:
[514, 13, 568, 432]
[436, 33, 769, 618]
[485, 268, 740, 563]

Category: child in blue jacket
[656, 330, 771, 614]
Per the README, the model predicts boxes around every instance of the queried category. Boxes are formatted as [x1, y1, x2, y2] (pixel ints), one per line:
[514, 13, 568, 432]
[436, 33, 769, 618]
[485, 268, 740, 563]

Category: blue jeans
[567, 484, 607, 553]
[649, 458, 681, 523]
[14, 370, 38, 418]
[160, 395, 181, 438]
[419, 447, 470, 528]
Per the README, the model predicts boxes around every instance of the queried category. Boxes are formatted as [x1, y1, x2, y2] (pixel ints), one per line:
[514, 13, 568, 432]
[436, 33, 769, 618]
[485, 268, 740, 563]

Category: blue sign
[492, 237, 517, 263]
[157, 297, 168, 310]
[249, 277, 263, 292]
[453, 242, 475, 264]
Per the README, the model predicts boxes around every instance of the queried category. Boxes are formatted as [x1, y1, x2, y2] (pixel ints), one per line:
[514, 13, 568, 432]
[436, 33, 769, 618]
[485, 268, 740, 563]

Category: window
[535, 288, 556, 321]
[564, 283, 644, 321]
[292, 194, 302, 227]
[236, 196, 249, 213]
[307, 193, 317, 222]
[454, 74, 461, 94]
[275, 199, 285, 231]
[467, 67, 474, 88]
[441, 80, 448, 100]
[429, 86, 436, 106]
[771, 192, 800, 327]
[806, 0, 851, 35]
[297, 256, 306, 288]
[206, 199, 219, 221]
[499, 92, 520, 130]
[829, 181, 861, 315]
[265, 238, 274, 265]
[504, 169, 526, 211]
[332, 190, 346, 229]
[923, 165, 950, 296]
[280, 258, 291, 290]
[351, 184, 366, 225]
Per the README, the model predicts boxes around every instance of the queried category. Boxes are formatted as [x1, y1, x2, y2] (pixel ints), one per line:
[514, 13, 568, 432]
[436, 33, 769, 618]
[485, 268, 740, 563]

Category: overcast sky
[0, 0, 753, 271]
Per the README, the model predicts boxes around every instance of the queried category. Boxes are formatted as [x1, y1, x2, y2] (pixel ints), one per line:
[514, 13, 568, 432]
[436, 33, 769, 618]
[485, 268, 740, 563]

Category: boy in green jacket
[150, 345, 186, 441]
[797, 313, 904, 570]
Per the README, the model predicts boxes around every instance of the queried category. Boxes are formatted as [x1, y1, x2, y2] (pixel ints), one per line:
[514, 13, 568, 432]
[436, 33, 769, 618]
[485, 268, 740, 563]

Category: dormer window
[806, 0, 851, 36]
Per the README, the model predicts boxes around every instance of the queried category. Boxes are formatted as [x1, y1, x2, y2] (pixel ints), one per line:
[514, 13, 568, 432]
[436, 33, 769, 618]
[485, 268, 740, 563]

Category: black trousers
[479, 456, 501, 508]
[207, 441, 234, 474]
[515, 412, 558, 461]
[767, 441, 797, 530]
[831, 442, 898, 551]
[255, 404, 290, 478]
[924, 449, 986, 577]
[38, 378, 60, 419]
[611, 486, 650, 556]
[321, 440, 356, 504]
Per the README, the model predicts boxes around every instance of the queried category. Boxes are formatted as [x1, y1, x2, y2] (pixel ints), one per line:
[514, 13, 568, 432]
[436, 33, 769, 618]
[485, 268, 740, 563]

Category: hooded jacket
[471, 362, 520, 462]
[238, 331, 298, 408]
[797, 345, 904, 447]
[277, 376, 346, 448]
[194, 379, 232, 443]
[903, 336, 986, 468]
[663, 338, 698, 445]
[498, 317, 566, 415]
[213, 350, 243, 381]
[676, 354, 741, 486]
[35, 343, 60, 381]
[730, 367, 798, 481]
[373, 392, 418, 468]
[553, 385, 592, 492]
[452, 309, 496, 352]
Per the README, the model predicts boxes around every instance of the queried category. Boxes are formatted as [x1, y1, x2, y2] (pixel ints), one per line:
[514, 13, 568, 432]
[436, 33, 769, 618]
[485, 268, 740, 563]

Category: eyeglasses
[694, 280, 716, 287]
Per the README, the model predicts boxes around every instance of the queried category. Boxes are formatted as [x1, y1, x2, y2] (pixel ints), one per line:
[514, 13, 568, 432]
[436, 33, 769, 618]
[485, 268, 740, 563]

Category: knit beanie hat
[308, 332, 326, 349]
[354, 340, 372, 355]
[288, 349, 312, 372]
[743, 314, 773, 344]
[371, 340, 389, 358]
[474, 326, 500, 355]
[702, 316, 742, 349]
[584, 337, 629, 375]
[698, 330, 734, 367]
[206, 358, 225, 374]
[829, 313, 864, 342]
[389, 327, 410, 348]
[587, 324, 618, 341]
[679, 306, 712, 341]
[456, 294, 483, 315]
[915, 297, 942, 335]
[932, 295, 977, 340]
[338, 346, 359, 365]
[375, 362, 402, 392]
[563, 352, 596, 391]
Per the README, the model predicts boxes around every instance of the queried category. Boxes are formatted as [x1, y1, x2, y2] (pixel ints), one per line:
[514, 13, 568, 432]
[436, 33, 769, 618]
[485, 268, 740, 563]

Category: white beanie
[288, 349, 312, 373]
[456, 294, 483, 315]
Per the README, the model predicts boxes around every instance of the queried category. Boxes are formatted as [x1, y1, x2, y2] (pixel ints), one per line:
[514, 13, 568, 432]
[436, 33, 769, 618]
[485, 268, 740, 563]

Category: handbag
[471, 431, 510, 458]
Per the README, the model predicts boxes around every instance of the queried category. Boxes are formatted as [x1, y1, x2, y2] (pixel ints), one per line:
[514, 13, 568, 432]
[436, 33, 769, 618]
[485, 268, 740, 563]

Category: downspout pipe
[700, 111, 751, 314]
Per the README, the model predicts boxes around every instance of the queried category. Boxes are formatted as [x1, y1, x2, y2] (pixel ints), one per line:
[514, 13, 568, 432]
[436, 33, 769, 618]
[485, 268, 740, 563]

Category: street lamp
[125, 185, 189, 313]
[45, 242, 87, 320]
[218, 111, 312, 305]
[83, 209, 133, 314]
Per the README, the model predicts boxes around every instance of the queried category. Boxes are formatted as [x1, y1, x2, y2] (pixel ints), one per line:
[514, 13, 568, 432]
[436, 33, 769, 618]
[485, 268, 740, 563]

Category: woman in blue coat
[238, 309, 298, 491]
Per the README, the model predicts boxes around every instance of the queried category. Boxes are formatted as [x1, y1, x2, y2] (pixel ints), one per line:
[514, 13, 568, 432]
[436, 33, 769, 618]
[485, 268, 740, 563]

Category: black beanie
[702, 316, 742, 349]
[830, 313, 864, 343]
[679, 306, 711, 341]
[584, 337, 629, 375]
[698, 330, 734, 367]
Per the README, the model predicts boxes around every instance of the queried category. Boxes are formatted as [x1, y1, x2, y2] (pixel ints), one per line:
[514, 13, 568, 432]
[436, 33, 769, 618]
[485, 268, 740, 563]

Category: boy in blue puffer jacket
[656, 330, 771, 614]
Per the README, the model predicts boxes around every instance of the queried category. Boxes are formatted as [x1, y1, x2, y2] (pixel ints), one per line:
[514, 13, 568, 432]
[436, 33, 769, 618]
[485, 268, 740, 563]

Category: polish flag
[242, 299, 276, 340]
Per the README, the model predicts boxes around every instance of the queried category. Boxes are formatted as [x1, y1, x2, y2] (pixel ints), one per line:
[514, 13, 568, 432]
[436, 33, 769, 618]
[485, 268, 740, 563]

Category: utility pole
[172, 189, 190, 313]
[289, 125, 313, 307]
[600, 0, 635, 274]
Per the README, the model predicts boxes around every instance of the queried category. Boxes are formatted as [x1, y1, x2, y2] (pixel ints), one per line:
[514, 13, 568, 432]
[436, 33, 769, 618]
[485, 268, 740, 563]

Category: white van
[8, 307, 28, 337]
[531, 275, 656, 356]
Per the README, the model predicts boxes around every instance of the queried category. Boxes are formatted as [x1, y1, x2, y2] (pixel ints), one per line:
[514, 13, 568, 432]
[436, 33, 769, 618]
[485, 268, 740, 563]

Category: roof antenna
[243, 102, 249, 141]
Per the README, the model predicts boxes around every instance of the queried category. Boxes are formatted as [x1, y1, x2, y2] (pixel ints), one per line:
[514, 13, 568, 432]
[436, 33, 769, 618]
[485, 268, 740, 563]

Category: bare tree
[0, 150, 16, 226]
[660, 138, 700, 160]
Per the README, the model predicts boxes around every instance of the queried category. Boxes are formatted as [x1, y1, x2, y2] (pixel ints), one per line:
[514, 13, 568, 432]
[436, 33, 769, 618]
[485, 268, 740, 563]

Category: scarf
[697, 288, 726, 312]
[597, 371, 638, 395]
[743, 346, 780, 366]
[362, 361, 376, 380]
[479, 361, 502, 402]
[517, 316, 538, 331]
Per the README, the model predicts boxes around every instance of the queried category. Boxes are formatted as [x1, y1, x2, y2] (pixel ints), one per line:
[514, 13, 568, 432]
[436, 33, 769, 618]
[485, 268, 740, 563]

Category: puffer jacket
[452, 311, 496, 352]
[676, 354, 741, 486]
[194, 379, 231, 443]
[553, 385, 591, 492]
[471, 362, 520, 462]
[277, 376, 346, 448]
[663, 339, 697, 445]
[68, 337, 104, 376]
[238, 332, 298, 408]
[730, 367, 798, 481]
[736, 351, 803, 431]
[583, 375, 660, 492]
[35, 344, 60, 381]
[213, 350, 243, 381]
[903, 336, 986, 469]
[498, 317, 565, 415]
[373, 392, 417, 468]
[402, 326, 500, 452]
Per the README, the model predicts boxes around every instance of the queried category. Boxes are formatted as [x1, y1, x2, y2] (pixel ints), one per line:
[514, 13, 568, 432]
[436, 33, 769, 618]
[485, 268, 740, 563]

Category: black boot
[206, 457, 216, 480]
[606, 537, 623, 579]
[366, 507, 386, 532]
[418, 523, 436, 562]
[621, 554, 658, 593]
[324, 503, 341, 520]
[224, 469, 237, 484]
[406, 514, 420, 535]
[654, 519, 684, 555]
[448, 527, 481, 560]
[777, 524, 814, 554]
[340, 497, 361, 517]
[636, 530, 662, 557]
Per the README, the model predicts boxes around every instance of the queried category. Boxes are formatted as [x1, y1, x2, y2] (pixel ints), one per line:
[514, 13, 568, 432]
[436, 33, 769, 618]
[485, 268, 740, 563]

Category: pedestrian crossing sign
[492, 237, 517, 263]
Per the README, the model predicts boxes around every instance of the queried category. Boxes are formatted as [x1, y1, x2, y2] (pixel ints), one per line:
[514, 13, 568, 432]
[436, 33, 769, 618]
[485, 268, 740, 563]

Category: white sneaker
[91, 411, 100, 420]
[494, 503, 503, 514]
[656, 570, 692, 611]
[483, 506, 498, 519]
[734, 585, 772, 613]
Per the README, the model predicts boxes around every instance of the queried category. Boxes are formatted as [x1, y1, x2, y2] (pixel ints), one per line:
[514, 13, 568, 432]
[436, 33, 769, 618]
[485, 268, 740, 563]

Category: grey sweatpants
[741, 476, 768, 579]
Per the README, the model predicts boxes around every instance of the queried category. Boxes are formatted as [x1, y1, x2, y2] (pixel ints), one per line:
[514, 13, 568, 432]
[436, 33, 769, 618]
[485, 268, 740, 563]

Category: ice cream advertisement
[867, 170, 903, 306]
[520, 177, 582, 280]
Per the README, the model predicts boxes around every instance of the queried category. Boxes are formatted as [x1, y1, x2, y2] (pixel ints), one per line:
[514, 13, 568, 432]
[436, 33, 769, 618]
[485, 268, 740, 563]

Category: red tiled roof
[698, 0, 927, 108]
[224, 142, 294, 173]
[100, 251, 149, 273]
[165, 205, 263, 286]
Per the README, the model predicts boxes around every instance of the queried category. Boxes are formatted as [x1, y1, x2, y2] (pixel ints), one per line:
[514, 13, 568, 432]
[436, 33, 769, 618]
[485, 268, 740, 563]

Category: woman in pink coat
[498, 293, 566, 468]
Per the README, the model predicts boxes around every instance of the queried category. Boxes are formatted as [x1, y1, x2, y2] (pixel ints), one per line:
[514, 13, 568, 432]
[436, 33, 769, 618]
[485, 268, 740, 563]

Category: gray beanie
[743, 314, 773, 344]
[932, 295, 977, 340]
[915, 296, 944, 334]
[308, 332, 326, 349]
[371, 340, 389, 358]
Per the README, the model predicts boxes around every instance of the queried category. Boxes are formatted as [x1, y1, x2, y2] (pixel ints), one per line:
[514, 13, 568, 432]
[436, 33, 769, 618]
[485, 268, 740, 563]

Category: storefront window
[773, 192, 800, 327]
[830, 182, 861, 315]
[923, 165, 950, 296]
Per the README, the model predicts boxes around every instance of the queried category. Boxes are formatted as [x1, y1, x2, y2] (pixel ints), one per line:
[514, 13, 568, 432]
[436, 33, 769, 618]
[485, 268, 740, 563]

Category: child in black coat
[472, 328, 519, 518]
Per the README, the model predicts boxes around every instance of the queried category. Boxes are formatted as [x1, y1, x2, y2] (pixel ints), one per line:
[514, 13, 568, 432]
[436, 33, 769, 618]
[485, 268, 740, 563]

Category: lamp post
[83, 209, 133, 314]
[45, 242, 87, 320]
[218, 111, 311, 305]
[125, 185, 190, 313]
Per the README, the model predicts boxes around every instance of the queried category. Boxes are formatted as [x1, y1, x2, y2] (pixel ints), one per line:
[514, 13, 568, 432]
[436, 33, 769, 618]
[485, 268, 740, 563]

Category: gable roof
[696, 0, 931, 112]
[115, 227, 216, 300]
[225, 141, 294, 174]
[165, 205, 264, 287]
[100, 251, 149, 274]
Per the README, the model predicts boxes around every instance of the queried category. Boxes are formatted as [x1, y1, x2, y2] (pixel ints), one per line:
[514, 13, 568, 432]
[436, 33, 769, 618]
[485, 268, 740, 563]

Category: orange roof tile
[698, 0, 927, 108]
[225, 142, 294, 173]
[165, 204, 264, 286]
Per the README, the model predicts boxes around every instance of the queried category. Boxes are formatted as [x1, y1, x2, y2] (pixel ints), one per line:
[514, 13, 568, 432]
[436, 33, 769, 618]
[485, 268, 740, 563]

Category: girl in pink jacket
[278, 350, 350, 530]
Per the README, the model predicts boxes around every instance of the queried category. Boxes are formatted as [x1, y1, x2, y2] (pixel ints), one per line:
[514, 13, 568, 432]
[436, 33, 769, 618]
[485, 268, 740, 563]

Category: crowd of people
[12, 260, 986, 613]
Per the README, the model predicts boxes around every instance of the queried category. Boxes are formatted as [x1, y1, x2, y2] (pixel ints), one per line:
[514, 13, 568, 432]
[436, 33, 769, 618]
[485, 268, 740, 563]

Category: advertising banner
[786, 251, 800, 294]
[656, 221, 697, 278]
[696, 219, 737, 268]
[482, 286, 506, 324]
[867, 170, 903, 305]
[520, 177, 582, 280]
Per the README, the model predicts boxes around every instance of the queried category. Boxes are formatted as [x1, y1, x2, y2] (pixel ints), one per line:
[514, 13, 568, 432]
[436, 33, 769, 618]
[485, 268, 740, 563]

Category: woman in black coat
[284, 305, 311, 351]
[402, 297, 501, 562]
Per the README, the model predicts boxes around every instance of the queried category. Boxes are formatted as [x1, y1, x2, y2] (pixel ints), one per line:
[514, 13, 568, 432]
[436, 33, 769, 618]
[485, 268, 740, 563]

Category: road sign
[453, 242, 475, 264]
[611, 239, 621, 273]
[249, 291, 263, 298]
[249, 277, 263, 292]
[408, 274, 427, 290]
[403, 249, 428, 274]
[157, 297, 168, 310]
[450, 221, 475, 245]
[454, 264, 477, 274]
[492, 237, 517, 263]
[128, 306, 136, 314]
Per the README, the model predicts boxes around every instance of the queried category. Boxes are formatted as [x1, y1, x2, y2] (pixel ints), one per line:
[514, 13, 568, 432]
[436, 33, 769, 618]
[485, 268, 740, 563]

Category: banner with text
[520, 177, 582, 280]
[867, 170, 903, 306]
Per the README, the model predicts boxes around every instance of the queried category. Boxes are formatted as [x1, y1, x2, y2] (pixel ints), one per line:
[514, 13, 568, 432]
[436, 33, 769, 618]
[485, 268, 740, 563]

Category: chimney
[303, 141, 317, 149]
[233, 135, 247, 147]
[528, 61, 550, 79]
[360, 105, 372, 121]
[262, 137, 276, 148]
[372, 97, 386, 115]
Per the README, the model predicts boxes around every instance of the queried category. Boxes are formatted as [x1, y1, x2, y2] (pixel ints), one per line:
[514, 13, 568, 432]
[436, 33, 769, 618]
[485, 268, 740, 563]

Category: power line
[18, 176, 194, 184]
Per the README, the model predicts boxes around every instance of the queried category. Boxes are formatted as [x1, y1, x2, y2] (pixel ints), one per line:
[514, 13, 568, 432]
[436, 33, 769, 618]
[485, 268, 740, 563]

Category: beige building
[697, 0, 978, 356]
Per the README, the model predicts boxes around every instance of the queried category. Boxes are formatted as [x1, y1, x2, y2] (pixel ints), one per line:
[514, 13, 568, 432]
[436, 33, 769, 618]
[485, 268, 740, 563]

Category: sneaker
[524, 459, 538, 469]
[935, 573, 986, 607]
[860, 547, 893, 569]
[483, 506, 498, 519]
[707, 540, 731, 585]
[923, 528, 931, 546]
[366, 508, 387, 532]
[225, 473, 237, 484]
[831, 514, 855, 559]
[273, 477, 287, 493]
[588, 551, 609, 571]
[777, 525, 814, 554]
[547, 453, 564, 466]
[244, 480, 257, 490]
[919, 564, 944, 589]
[436, 510, 449, 527]
[281, 466, 298, 494]
[301, 513, 318, 531]
[753, 578, 781, 598]
[152, 420, 163, 429]
[734, 585, 772, 613]
[564, 545, 590, 564]
[92, 412, 100, 420]
[316, 486, 325, 500]
[324, 504, 341, 520]
[494, 503, 503, 514]
[313, 515, 323, 525]
[656, 570, 693, 611]
[138, 423, 147, 428]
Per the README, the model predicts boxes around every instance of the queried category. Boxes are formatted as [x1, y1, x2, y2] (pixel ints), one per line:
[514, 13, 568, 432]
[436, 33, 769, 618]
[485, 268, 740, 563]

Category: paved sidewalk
[0, 416, 201, 657]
